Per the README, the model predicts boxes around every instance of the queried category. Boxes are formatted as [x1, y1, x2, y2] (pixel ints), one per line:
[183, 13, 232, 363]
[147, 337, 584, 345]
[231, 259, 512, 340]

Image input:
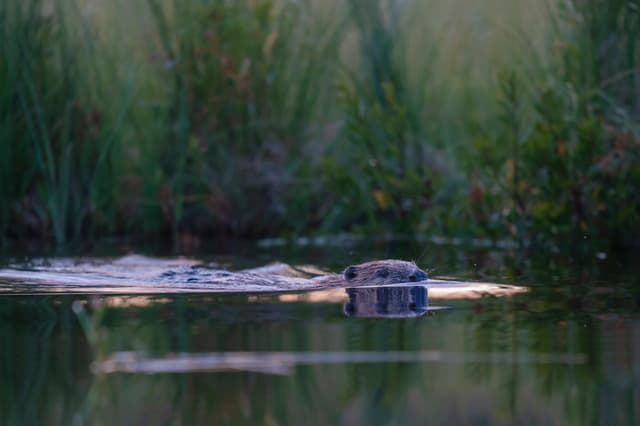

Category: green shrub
[323, 0, 462, 234]
[467, 0, 640, 247]
[146, 0, 343, 237]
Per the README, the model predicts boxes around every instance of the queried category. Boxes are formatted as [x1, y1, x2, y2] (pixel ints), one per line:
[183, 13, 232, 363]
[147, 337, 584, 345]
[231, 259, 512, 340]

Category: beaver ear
[344, 266, 358, 280]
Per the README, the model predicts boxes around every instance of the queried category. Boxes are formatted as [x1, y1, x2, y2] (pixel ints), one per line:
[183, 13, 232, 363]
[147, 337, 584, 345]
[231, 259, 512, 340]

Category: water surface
[1, 241, 638, 425]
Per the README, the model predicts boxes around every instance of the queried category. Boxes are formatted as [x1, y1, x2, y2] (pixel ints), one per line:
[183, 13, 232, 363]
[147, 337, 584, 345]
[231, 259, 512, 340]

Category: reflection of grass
[0, 297, 90, 426]
[464, 282, 638, 424]
[1, 287, 638, 425]
[86, 295, 632, 424]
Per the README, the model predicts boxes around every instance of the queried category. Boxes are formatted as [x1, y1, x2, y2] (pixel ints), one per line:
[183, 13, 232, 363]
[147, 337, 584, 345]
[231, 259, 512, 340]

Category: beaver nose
[411, 269, 428, 282]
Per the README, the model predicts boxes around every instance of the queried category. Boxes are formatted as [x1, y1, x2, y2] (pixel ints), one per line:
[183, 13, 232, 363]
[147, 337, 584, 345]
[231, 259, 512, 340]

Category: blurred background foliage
[0, 0, 638, 248]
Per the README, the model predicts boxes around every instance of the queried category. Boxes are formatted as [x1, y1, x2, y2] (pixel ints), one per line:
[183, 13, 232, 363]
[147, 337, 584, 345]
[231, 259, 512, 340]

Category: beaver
[242, 259, 428, 288]
[0, 256, 428, 293]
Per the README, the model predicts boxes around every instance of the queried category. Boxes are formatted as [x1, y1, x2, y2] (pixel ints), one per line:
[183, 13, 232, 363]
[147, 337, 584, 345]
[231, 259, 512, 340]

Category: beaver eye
[344, 266, 358, 280]
[376, 268, 390, 278]
[408, 275, 417, 282]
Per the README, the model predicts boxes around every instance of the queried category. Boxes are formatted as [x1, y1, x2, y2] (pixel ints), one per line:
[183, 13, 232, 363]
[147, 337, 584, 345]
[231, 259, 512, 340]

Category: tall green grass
[142, 0, 345, 237]
[0, 0, 132, 244]
[0, 0, 638, 248]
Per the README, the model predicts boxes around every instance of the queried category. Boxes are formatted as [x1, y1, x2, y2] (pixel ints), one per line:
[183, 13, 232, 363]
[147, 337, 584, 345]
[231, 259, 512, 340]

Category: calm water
[1, 240, 639, 426]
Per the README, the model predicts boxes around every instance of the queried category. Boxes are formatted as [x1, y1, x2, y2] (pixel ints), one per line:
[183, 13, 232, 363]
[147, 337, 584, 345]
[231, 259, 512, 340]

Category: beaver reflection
[343, 286, 430, 318]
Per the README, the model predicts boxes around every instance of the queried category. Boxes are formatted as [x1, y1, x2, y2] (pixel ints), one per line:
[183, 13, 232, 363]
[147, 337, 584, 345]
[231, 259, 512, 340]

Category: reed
[0, 0, 133, 244]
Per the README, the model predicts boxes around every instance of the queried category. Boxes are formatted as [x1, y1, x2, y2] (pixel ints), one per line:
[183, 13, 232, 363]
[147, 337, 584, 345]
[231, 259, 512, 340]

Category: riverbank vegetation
[1, 0, 638, 248]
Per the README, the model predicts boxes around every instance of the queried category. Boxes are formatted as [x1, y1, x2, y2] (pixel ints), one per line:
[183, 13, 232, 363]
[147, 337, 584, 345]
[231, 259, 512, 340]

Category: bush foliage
[0, 0, 638, 248]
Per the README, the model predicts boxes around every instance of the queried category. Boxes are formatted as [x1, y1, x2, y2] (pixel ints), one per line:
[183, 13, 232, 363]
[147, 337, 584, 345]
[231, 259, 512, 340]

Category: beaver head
[342, 259, 428, 286]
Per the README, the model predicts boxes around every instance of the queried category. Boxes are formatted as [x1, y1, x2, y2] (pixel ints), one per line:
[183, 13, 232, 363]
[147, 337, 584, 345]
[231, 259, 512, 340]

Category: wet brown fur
[315, 259, 428, 287]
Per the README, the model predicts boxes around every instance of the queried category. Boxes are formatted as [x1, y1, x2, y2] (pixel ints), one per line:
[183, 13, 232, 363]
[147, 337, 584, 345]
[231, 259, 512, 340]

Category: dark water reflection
[1, 242, 639, 425]
[344, 286, 435, 317]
